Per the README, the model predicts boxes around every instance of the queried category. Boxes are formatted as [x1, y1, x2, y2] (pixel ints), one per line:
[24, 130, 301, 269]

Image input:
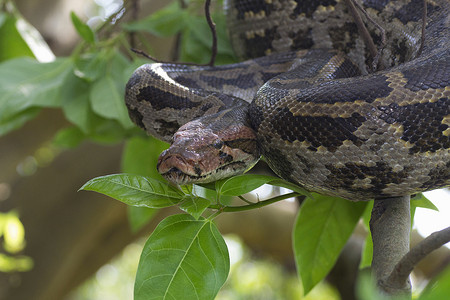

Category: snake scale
[125, 0, 449, 201]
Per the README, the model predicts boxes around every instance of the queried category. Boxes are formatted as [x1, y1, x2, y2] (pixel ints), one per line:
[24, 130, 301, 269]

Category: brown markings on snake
[264, 146, 295, 181]
[234, 0, 273, 20]
[421, 161, 450, 190]
[199, 73, 257, 89]
[136, 86, 200, 110]
[295, 74, 393, 104]
[378, 98, 450, 153]
[126, 106, 145, 129]
[155, 119, 180, 138]
[394, 0, 440, 24]
[328, 22, 359, 54]
[225, 139, 258, 154]
[292, 0, 337, 18]
[241, 27, 278, 58]
[324, 162, 412, 195]
[289, 28, 314, 50]
[271, 108, 366, 151]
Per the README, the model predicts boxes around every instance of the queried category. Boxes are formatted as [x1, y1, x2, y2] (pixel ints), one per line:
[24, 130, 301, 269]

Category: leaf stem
[209, 192, 299, 212]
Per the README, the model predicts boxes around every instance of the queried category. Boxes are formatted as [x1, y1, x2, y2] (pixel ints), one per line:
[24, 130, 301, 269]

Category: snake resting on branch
[125, 0, 449, 201]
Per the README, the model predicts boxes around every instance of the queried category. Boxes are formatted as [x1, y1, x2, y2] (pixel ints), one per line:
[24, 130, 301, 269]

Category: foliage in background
[0, 0, 448, 299]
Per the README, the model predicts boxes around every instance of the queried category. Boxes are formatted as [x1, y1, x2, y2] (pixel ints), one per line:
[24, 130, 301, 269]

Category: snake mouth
[158, 155, 247, 185]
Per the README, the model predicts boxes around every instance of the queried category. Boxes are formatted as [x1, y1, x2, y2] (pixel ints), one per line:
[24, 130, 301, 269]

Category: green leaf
[74, 52, 107, 81]
[179, 196, 211, 219]
[0, 57, 72, 131]
[52, 126, 85, 148]
[123, 2, 187, 37]
[0, 13, 34, 61]
[127, 207, 158, 233]
[70, 11, 95, 44]
[216, 174, 279, 196]
[419, 265, 450, 300]
[134, 214, 229, 300]
[411, 193, 439, 211]
[0, 107, 40, 136]
[80, 174, 184, 208]
[60, 71, 98, 133]
[359, 201, 374, 269]
[90, 75, 134, 128]
[121, 136, 169, 231]
[293, 194, 367, 294]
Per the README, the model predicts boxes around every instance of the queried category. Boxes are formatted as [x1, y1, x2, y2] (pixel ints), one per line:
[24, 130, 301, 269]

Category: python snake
[125, 0, 449, 201]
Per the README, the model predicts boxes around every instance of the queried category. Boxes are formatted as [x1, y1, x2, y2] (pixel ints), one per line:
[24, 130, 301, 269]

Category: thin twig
[351, 0, 386, 70]
[417, 0, 428, 57]
[170, 0, 188, 61]
[208, 192, 300, 212]
[387, 226, 450, 288]
[129, 0, 139, 48]
[204, 0, 218, 66]
[132, 0, 218, 67]
[344, 0, 378, 69]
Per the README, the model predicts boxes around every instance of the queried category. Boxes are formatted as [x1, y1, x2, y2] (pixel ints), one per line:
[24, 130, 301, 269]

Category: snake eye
[212, 140, 224, 149]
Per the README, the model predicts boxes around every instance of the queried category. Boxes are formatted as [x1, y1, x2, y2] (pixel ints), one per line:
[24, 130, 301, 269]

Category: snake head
[157, 110, 260, 185]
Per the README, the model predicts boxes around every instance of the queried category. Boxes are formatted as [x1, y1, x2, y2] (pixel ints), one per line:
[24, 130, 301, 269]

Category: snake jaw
[157, 118, 260, 185]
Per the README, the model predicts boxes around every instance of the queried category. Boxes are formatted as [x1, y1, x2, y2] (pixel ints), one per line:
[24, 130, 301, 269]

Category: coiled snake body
[125, 0, 449, 201]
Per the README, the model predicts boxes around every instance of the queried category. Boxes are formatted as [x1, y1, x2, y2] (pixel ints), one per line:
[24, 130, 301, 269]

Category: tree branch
[387, 226, 450, 287]
[370, 196, 411, 296]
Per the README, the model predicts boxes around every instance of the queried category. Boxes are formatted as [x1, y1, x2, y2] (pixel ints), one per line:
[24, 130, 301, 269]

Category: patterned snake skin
[125, 0, 449, 201]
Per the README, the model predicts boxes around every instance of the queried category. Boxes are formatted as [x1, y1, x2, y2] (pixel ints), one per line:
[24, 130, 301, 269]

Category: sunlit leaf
[216, 174, 279, 196]
[411, 193, 439, 211]
[134, 214, 229, 300]
[80, 174, 184, 208]
[0, 13, 34, 61]
[179, 196, 211, 219]
[293, 195, 367, 294]
[70, 11, 95, 44]
[0, 57, 72, 131]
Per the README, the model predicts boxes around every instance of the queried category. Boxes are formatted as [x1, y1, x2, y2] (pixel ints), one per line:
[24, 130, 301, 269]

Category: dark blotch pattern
[263, 146, 295, 181]
[328, 22, 358, 54]
[225, 139, 258, 154]
[126, 106, 145, 129]
[379, 98, 450, 153]
[271, 108, 366, 151]
[295, 74, 393, 104]
[290, 28, 314, 50]
[325, 162, 411, 195]
[234, 0, 273, 20]
[402, 53, 449, 92]
[137, 86, 200, 110]
[248, 104, 265, 131]
[199, 73, 257, 89]
[292, 0, 337, 18]
[421, 161, 450, 190]
[241, 27, 278, 58]
[394, 0, 440, 24]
